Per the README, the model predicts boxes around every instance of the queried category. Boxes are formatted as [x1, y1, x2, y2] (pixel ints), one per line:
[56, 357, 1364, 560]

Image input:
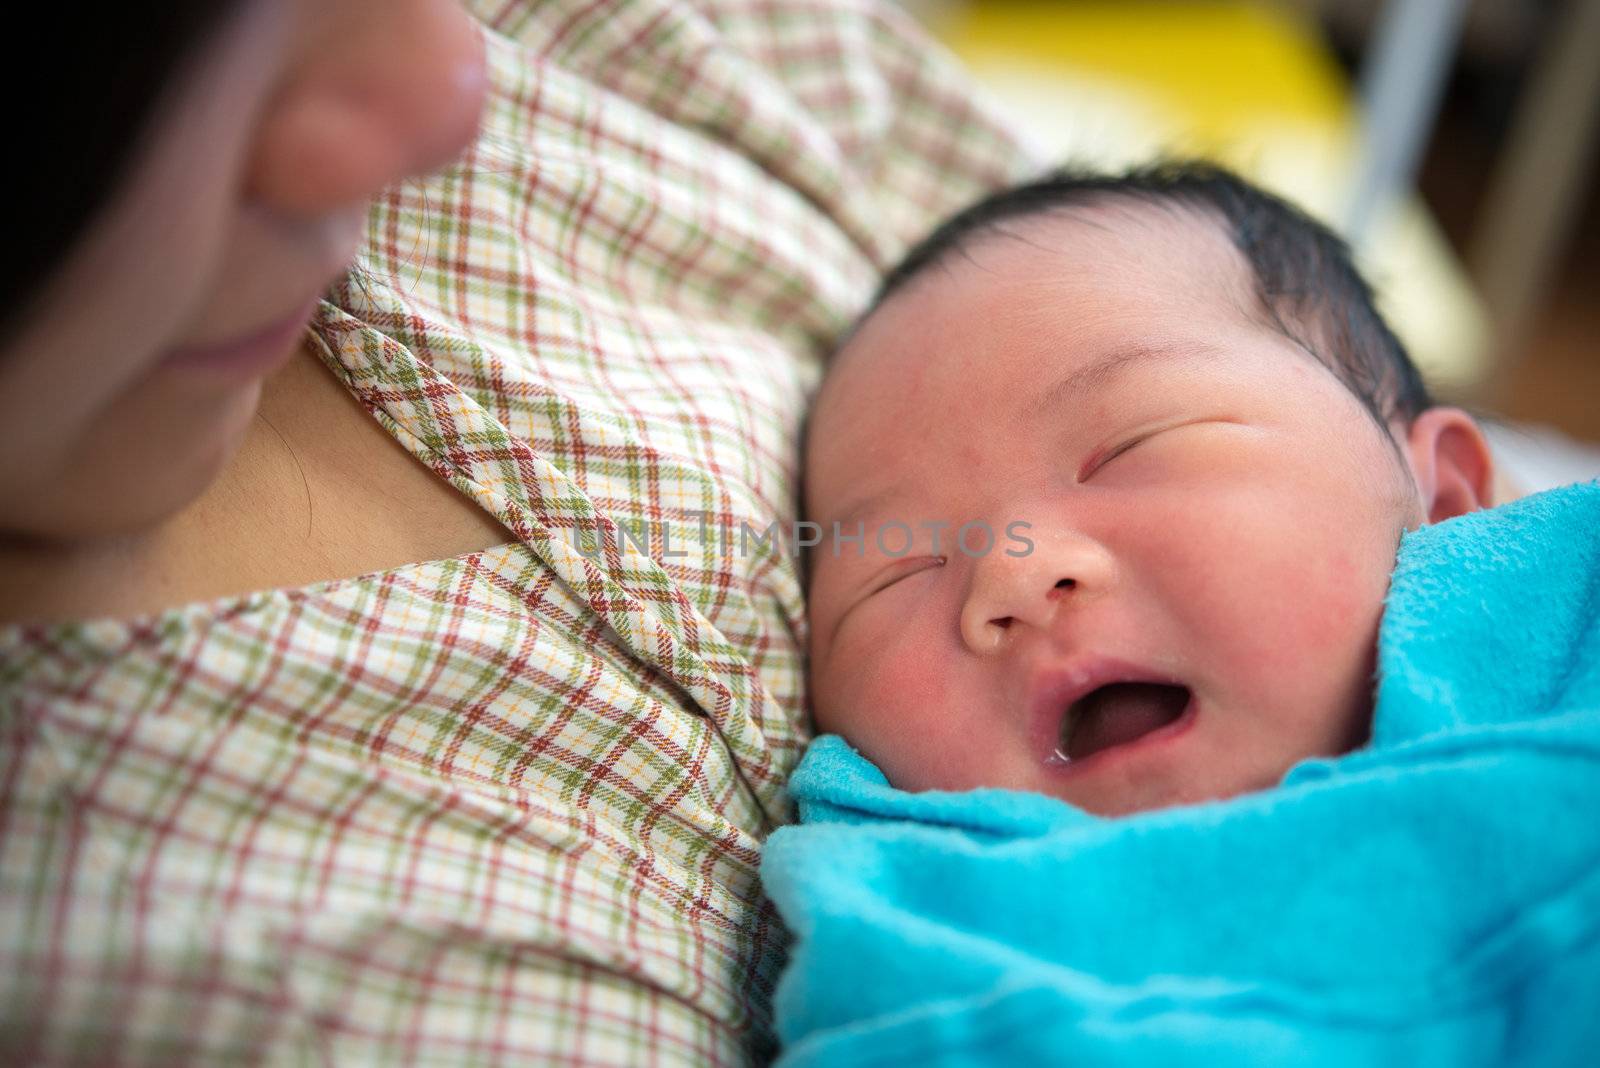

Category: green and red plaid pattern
[0, 1, 1031, 1063]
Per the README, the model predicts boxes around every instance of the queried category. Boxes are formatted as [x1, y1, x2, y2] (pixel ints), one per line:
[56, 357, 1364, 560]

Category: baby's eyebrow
[1027, 340, 1221, 416]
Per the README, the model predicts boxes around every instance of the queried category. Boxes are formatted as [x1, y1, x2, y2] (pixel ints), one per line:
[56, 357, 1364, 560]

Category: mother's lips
[160, 297, 320, 378]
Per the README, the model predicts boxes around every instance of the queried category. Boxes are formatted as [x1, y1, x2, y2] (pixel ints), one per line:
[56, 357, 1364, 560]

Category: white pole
[1346, 0, 1471, 247]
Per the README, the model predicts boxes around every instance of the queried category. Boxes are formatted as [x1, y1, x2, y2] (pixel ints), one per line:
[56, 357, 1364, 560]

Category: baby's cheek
[1246, 543, 1391, 742]
[823, 640, 971, 791]
[815, 622, 913, 722]
[1301, 546, 1387, 646]
[1200, 528, 1387, 691]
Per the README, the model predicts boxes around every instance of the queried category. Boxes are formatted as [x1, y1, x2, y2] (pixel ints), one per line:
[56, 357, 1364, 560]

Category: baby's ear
[1401, 407, 1495, 523]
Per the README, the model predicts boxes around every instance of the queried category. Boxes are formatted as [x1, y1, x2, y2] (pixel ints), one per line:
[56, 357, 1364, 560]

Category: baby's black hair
[870, 160, 1434, 427]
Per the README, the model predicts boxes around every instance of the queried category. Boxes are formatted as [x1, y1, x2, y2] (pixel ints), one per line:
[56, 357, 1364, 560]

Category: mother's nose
[248, 0, 489, 217]
[958, 530, 1118, 655]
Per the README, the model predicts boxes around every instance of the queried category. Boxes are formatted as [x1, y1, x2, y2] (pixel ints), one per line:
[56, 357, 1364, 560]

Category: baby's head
[803, 161, 1494, 817]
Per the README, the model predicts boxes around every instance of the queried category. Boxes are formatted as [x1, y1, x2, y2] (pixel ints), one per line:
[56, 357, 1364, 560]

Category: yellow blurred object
[934, 1, 1353, 139]
[922, 0, 1489, 393]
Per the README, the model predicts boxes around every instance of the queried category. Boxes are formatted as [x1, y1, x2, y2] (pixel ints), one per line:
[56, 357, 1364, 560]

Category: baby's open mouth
[1059, 682, 1192, 762]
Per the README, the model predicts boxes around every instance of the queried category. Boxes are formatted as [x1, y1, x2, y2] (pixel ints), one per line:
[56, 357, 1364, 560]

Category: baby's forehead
[807, 207, 1279, 481]
[825, 199, 1263, 397]
[955, 198, 1255, 310]
[807, 204, 1363, 493]
[824, 208, 1259, 407]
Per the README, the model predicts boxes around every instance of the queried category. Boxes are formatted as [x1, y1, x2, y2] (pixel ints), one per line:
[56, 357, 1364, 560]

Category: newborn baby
[801, 161, 1495, 817]
[767, 161, 1600, 1067]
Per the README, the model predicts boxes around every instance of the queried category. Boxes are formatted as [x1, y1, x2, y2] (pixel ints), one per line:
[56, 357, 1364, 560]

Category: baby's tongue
[1064, 683, 1189, 761]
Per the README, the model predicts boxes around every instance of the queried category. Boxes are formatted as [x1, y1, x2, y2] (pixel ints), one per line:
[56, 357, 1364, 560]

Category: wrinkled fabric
[0, 3, 1033, 1064]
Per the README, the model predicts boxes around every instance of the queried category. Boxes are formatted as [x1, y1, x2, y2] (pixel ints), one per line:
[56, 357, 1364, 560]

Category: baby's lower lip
[1044, 694, 1199, 777]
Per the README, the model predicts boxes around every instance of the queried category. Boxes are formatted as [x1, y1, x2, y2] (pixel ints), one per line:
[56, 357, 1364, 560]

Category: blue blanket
[761, 482, 1600, 1066]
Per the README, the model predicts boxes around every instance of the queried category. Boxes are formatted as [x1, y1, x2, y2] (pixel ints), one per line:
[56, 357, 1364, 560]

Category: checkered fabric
[0, 1, 1031, 1063]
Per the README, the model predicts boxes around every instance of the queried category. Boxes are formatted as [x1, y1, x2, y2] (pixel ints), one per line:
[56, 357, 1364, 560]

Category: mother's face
[0, 0, 486, 543]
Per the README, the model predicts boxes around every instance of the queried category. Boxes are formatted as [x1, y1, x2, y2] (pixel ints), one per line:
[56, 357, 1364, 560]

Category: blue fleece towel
[761, 482, 1600, 1066]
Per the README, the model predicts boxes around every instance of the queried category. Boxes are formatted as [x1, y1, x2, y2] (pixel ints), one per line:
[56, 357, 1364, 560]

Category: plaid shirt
[0, 1, 1029, 1063]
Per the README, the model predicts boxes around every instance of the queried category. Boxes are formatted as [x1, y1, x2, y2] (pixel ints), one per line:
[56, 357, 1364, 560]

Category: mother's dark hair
[5, 2, 245, 331]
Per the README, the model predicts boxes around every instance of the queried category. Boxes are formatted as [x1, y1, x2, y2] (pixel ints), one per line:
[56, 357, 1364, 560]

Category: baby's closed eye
[1079, 417, 1256, 482]
[867, 555, 946, 597]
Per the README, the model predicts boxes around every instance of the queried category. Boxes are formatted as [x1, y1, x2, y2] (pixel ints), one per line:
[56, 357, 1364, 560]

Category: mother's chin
[0, 359, 267, 547]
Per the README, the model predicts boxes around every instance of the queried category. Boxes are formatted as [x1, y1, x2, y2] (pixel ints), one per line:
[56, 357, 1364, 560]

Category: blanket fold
[762, 482, 1600, 1066]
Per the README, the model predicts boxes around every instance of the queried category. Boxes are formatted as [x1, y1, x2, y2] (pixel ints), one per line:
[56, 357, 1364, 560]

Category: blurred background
[900, 0, 1599, 491]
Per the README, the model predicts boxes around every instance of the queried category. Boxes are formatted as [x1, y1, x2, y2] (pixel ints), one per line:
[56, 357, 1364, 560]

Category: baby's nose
[958, 533, 1116, 654]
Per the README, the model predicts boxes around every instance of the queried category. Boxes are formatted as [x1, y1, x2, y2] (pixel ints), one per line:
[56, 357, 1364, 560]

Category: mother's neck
[0, 342, 514, 626]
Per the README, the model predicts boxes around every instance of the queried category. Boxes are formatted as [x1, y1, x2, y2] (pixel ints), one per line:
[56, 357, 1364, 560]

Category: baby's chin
[1047, 768, 1261, 818]
[1044, 708, 1375, 818]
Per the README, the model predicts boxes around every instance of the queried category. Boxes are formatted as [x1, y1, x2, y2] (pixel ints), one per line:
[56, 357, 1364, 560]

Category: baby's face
[804, 204, 1426, 816]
